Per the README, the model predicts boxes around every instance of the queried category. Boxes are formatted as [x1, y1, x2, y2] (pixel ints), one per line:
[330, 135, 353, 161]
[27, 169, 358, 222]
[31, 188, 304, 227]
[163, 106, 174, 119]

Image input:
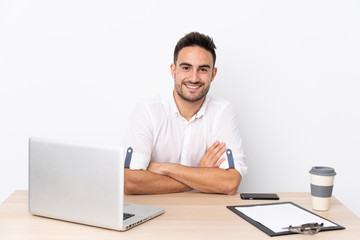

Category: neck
[173, 90, 205, 121]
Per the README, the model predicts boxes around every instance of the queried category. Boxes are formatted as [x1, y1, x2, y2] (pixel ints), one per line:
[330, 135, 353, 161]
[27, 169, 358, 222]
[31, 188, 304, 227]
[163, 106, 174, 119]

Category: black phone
[240, 193, 279, 200]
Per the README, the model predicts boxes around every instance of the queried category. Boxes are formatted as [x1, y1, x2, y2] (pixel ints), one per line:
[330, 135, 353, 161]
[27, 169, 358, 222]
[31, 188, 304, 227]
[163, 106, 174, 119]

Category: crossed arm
[124, 141, 242, 195]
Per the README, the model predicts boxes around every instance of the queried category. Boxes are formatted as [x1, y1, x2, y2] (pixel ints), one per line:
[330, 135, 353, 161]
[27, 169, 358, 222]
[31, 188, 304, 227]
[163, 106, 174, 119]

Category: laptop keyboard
[123, 213, 135, 220]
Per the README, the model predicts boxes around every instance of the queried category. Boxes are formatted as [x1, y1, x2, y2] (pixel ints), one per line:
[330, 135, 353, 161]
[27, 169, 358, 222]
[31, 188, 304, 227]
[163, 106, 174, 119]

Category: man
[123, 32, 247, 195]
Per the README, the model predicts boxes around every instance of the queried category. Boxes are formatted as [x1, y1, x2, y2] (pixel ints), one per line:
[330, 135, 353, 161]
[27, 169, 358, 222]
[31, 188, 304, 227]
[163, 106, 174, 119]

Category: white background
[1, 1, 359, 217]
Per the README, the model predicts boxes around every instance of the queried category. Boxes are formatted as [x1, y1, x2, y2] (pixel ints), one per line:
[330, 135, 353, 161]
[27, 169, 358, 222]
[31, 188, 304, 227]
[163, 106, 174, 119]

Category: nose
[189, 70, 200, 83]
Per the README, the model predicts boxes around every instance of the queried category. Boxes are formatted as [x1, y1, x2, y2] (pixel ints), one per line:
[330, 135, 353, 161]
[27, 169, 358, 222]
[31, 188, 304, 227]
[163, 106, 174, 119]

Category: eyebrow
[179, 62, 211, 68]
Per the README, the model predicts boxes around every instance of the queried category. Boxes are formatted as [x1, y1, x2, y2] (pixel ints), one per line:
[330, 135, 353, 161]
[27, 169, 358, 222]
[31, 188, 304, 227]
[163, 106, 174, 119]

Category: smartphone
[240, 193, 279, 200]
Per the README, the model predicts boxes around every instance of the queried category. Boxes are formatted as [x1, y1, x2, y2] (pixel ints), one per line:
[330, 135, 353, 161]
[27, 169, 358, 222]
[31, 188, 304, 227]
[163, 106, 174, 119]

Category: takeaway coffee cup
[309, 166, 336, 211]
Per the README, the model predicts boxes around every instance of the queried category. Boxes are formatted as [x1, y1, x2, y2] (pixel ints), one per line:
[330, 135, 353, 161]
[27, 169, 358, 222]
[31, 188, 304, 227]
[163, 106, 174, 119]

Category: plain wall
[1, 0, 359, 217]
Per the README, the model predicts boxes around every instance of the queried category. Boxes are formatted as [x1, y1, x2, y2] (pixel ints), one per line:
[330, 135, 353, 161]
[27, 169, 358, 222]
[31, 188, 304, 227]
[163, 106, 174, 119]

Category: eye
[182, 66, 190, 71]
[199, 68, 208, 72]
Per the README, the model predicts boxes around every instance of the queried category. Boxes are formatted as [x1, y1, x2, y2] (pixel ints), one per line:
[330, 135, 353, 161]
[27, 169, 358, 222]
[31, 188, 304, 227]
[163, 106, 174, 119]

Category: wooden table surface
[0, 191, 359, 239]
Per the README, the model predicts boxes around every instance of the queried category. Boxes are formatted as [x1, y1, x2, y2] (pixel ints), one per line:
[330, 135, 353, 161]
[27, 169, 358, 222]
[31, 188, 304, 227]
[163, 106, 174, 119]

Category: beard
[174, 80, 210, 103]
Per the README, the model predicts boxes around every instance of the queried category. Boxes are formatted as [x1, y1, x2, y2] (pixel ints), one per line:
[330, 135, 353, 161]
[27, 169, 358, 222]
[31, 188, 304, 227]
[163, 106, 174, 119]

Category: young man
[123, 32, 247, 195]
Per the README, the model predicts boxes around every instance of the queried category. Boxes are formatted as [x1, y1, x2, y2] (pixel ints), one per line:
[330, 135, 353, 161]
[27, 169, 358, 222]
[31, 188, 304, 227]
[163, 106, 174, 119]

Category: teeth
[186, 84, 200, 89]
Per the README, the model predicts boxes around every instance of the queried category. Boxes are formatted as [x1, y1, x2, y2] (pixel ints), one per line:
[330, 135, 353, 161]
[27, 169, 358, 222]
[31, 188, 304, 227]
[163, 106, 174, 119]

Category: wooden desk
[0, 191, 359, 239]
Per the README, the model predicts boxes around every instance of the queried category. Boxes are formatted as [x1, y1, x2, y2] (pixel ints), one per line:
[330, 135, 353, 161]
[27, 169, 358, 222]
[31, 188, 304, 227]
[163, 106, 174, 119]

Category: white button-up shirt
[122, 92, 247, 177]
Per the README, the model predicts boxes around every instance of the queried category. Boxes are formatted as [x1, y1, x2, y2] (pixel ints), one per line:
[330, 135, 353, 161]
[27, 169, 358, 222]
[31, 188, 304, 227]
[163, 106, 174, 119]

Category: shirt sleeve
[121, 102, 154, 170]
[213, 103, 248, 177]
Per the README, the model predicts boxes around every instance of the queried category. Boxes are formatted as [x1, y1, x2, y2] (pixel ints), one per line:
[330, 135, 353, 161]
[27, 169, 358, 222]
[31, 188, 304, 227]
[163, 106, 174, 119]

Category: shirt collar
[194, 95, 210, 119]
[169, 91, 180, 115]
[169, 91, 210, 120]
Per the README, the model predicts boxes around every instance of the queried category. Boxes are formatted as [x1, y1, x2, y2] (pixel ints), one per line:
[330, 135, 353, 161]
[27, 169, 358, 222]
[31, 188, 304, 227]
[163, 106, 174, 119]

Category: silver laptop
[28, 137, 164, 231]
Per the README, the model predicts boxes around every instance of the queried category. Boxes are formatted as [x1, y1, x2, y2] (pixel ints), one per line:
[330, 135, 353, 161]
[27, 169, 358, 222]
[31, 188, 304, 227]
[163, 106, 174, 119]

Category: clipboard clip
[286, 222, 324, 235]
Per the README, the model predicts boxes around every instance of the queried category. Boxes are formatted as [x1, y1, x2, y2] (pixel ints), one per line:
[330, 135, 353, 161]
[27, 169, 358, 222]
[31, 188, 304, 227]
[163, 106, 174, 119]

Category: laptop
[28, 137, 164, 231]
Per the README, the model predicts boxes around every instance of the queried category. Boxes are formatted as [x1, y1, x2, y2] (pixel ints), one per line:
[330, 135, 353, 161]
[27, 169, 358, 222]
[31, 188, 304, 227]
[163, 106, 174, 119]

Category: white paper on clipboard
[235, 203, 336, 233]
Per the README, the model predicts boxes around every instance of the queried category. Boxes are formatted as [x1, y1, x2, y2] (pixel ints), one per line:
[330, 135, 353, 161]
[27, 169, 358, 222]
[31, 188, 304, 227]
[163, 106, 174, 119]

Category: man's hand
[137, 141, 241, 195]
[146, 161, 241, 195]
[129, 141, 241, 195]
[198, 141, 227, 168]
[148, 141, 227, 171]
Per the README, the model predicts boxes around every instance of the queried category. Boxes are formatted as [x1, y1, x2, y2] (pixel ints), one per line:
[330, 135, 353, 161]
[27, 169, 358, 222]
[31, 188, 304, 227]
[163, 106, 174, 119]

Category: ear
[211, 67, 217, 82]
[170, 63, 176, 79]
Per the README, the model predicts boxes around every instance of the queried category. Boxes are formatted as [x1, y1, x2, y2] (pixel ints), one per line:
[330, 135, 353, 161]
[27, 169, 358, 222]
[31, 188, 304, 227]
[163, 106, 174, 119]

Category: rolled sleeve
[214, 103, 248, 177]
[129, 152, 151, 170]
[219, 149, 248, 177]
[233, 153, 248, 177]
[121, 102, 154, 169]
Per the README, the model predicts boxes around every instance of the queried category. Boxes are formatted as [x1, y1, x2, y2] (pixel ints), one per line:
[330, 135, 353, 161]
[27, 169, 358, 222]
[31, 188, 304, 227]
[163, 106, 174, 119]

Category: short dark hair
[173, 32, 216, 67]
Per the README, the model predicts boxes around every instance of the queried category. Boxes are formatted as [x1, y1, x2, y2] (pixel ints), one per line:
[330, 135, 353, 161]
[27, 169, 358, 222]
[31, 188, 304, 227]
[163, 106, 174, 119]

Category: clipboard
[227, 201, 345, 237]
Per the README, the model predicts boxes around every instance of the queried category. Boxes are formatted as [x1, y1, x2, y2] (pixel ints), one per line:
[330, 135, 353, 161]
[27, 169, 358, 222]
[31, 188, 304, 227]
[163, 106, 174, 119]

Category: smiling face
[171, 46, 217, 103]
